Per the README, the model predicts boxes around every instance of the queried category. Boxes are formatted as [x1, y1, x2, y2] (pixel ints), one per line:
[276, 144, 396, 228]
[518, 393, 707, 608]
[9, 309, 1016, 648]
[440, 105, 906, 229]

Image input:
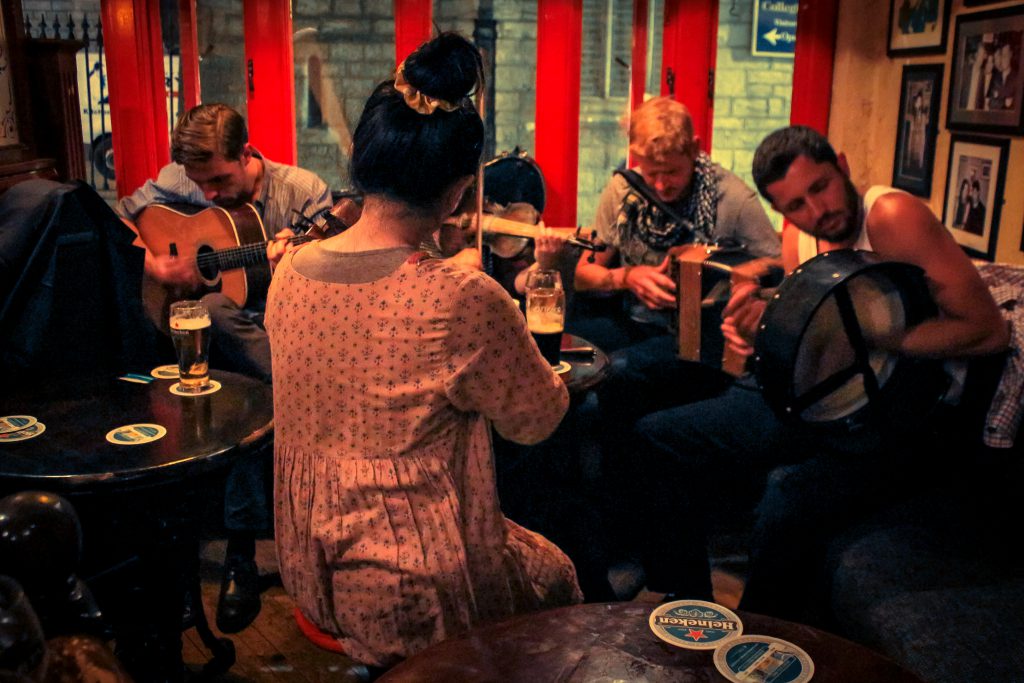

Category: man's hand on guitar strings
[146, 250, 200, 288]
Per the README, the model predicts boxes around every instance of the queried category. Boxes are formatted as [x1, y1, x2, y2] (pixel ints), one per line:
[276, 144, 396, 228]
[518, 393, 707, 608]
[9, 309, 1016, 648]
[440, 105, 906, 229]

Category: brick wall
[711, 0, 793, 228]
[20, 0, 788, 231]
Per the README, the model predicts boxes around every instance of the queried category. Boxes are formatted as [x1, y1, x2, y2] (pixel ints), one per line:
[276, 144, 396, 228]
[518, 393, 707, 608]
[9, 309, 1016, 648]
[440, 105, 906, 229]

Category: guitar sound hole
[196, 244, 221, 284]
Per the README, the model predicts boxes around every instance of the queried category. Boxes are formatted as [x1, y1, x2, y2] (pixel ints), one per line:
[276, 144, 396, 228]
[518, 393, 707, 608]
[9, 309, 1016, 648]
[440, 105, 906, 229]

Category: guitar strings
[192, 234, 315, 270]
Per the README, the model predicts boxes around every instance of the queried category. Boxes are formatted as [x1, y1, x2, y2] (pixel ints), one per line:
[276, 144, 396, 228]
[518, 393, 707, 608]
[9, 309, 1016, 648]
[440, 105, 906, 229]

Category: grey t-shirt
[591, 162, 780, 327]
[592, 164, 780, 264]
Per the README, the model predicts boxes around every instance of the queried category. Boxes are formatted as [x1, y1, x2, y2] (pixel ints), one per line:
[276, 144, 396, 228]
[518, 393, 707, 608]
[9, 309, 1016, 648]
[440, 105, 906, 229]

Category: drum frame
[754, 249, 950, 432]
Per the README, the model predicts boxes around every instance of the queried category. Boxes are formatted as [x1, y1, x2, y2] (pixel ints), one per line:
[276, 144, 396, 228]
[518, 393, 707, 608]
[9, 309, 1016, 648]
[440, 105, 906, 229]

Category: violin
[440, 203, 606, 259]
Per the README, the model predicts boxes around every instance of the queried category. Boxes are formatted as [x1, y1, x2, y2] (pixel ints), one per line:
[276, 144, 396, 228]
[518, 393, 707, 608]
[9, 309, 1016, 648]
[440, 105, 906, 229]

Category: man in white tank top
[627, 126, 1009, 622]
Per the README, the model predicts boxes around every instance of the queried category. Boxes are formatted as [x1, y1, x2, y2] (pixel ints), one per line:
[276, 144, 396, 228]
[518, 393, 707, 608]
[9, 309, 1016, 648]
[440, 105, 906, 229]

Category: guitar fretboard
[194, 234, 315, 272]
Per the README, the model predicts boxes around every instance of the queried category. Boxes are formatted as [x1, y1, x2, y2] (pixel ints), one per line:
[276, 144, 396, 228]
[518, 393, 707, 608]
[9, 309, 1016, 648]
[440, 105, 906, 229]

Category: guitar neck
[199, 234, 314, 272]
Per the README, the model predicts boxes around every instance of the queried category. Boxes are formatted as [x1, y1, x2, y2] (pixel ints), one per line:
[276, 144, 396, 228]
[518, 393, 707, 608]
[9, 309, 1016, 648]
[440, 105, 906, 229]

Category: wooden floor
[182, 540, 745, 681]
[182, 540, 371, 682]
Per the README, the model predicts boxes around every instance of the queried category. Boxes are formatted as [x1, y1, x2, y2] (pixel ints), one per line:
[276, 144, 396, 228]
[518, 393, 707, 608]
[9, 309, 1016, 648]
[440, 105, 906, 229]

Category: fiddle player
[630, 125, 1009, 620]
[117, 103, 333, 634]
[265, 32, 581, 669]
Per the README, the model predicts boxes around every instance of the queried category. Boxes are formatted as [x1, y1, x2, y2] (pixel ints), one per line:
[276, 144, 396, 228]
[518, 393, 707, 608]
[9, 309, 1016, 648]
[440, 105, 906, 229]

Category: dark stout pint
[526, 286, 565, 368]
[170, 300, 212, 393]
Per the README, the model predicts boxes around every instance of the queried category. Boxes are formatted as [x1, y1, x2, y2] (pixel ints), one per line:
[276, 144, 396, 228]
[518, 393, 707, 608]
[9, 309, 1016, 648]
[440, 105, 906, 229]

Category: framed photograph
[947, 5, 1024, 134]
[892, 64, 943, 197]
[941, 135, 1008, 261]
[887, 0, 952, 56]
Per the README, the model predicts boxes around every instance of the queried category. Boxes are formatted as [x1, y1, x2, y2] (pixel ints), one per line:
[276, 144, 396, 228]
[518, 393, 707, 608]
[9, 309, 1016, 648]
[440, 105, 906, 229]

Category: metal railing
[23, 12, 182, 193]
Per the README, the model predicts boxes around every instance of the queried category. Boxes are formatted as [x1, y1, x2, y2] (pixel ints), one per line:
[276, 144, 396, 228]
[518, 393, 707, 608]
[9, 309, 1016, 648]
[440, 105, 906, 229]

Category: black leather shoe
[215, 557, 261, 633]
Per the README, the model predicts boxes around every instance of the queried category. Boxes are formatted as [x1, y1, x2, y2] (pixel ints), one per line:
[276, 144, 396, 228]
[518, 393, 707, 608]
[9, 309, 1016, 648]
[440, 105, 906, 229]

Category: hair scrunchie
[394, 61, 460, 115]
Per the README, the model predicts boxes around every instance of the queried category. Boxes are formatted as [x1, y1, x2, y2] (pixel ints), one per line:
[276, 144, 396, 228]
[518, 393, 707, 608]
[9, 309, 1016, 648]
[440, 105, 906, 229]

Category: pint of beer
[525, 269, 565, 368]
[169, 300, 212, 393]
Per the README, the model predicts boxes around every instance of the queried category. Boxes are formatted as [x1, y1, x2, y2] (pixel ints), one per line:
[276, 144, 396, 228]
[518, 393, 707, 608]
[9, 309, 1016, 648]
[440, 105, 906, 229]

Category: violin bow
[474, 85, 486, 255]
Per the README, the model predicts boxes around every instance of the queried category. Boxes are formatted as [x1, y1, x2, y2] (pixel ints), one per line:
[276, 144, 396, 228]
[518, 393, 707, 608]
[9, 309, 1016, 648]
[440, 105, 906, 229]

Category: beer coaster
[105, 423, 167, 445]
[0, 422, 45, 442]
[553, 360, 571, 375]
[713, 635, 814, 683]
[169, 379, 221, 397]
[648, 600, 743, 650]
[151, 364, 180, 380]
[119, 373, 154, 384]
[0, 415, 37, 435]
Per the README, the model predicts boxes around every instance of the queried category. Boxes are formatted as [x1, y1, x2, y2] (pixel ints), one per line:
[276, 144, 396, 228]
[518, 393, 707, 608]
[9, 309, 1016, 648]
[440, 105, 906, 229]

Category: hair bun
[403, 32, 483, 105]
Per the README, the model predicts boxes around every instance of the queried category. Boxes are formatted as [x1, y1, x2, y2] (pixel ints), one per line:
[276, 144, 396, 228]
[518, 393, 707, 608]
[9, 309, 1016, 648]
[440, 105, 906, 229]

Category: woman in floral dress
[265, 33, 582, 669]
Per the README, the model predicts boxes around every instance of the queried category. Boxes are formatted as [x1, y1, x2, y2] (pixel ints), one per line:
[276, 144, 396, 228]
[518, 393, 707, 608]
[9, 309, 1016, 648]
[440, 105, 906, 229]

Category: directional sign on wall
[752, 0, 797, 58]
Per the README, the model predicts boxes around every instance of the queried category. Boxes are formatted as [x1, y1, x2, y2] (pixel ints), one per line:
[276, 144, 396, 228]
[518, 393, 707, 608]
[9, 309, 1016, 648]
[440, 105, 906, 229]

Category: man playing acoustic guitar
[117, 103, 333, 634]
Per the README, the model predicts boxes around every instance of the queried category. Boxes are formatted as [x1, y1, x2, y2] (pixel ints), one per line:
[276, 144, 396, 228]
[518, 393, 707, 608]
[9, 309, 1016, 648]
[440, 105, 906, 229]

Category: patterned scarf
[614, 152, 719, 254]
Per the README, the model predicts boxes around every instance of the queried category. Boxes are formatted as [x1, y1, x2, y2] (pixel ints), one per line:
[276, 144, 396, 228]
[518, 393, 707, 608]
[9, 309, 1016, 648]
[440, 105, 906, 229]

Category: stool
[293, 608, 345, 653]
[293, 609, 384, 681]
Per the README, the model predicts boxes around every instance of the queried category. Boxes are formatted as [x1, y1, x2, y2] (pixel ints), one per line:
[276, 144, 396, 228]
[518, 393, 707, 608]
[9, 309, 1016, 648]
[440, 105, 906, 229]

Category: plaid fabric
[976, 262, 1024, 448]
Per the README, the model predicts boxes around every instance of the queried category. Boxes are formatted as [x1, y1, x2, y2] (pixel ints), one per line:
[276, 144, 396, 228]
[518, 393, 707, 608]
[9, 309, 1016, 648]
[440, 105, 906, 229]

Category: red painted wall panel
[394, 0, 433, 65]
[244, 0, 296, 165]
[536, 0, 583, 228]
[661, 0, 718, 152]
[790, 0, 839, 133]
[178, 0, 201, 110]
[101, 0, 170, 198]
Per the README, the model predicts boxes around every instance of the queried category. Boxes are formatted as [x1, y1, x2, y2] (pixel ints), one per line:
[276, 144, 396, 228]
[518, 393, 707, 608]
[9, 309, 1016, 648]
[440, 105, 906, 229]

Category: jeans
[631, 372, 985, 621]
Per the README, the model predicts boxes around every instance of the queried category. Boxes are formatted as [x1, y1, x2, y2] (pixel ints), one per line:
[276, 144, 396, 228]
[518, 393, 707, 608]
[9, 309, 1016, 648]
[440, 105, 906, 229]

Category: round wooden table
[0, 369, 274, 680]
[379, 602, 925, 682]
[0, 369, 273, 492]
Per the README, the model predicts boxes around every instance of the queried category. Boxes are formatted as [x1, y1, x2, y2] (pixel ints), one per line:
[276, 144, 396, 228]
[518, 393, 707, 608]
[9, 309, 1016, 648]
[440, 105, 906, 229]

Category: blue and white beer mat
[713, 634, 814, 683]
[0, 415, 38, 434]
[0, 416, 45, 443]
[105, 423, 167, 445]
[648, 600, 743, 650]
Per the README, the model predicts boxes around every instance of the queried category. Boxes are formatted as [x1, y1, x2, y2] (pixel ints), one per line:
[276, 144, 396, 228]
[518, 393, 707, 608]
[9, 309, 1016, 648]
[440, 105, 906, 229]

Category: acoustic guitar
[136, 203, 322, 328]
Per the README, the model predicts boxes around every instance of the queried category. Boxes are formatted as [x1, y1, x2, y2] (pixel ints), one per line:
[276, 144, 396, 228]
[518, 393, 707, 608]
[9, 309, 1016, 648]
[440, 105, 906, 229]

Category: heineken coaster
[105, 423, 167, 445]
[0, 422, 46, 443]
[0, 415, 37, 435]
[553, 360, 571, 375]
[648, 600, 743, 650]
[169, 379, 221, 397]
[151, 364, 180, 380]
[713, 635, 814, 683]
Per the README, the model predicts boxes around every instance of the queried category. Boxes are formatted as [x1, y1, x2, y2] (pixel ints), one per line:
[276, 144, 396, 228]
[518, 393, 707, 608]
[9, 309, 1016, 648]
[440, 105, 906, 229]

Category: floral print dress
[265, 243, 581, 668]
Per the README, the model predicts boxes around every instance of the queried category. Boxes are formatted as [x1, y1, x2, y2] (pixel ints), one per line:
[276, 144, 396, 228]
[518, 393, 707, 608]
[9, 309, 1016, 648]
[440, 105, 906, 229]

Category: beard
[812, 178, 861, 244]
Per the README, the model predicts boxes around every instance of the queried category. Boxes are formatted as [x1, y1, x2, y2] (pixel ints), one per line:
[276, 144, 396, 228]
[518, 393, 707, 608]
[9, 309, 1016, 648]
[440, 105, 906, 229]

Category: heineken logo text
[655, 616, 737, 630]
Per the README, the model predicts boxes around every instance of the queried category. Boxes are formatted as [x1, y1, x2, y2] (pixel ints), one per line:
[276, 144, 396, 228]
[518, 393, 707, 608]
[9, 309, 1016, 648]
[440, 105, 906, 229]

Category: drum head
[484, 149, 546, 213]
[755, 250, 949, 429]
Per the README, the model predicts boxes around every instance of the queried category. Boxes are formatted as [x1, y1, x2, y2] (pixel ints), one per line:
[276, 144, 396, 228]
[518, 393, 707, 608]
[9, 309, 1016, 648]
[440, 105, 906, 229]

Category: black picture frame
[892, 64, 943, 197]
[887, 0, 953, 56]
[941, 134, 1008, 261]
[946, 5, 1024, 134]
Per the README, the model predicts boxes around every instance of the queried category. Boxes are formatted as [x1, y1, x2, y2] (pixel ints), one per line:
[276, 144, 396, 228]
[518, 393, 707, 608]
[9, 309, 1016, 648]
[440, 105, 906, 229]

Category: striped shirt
[116, 148, 333, 234]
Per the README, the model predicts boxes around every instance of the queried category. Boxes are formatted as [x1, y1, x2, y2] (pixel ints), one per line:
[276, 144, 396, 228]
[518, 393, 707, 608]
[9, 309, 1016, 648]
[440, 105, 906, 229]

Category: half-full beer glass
[525, 269, 565, 368]
[169, 300, 212, 393]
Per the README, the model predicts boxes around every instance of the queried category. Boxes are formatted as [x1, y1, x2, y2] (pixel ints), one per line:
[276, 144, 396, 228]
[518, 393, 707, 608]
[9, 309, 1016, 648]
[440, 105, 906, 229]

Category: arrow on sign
[762, 28, 795, 46]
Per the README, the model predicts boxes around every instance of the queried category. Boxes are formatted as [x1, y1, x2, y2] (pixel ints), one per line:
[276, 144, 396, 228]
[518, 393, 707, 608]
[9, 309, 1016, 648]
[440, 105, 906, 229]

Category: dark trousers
[202, 292, 272, 536]
[631, 356, 1004, 622]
